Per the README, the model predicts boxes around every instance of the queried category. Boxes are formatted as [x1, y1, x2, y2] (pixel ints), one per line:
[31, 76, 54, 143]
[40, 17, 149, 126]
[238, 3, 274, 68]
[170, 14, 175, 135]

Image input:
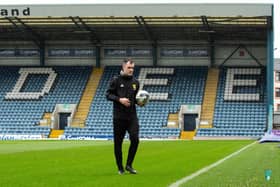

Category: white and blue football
[136, 90, 150, 106]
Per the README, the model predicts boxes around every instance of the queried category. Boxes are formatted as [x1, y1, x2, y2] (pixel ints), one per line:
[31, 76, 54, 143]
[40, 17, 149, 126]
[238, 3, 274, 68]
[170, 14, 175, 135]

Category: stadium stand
[64, 66, 208, 139]
[5, 68, 57, 100]
[196, 67, 267, 138]
[0, 66, 91, 137]
[0, 65, 267, 139]
[0, 3, 273, 141]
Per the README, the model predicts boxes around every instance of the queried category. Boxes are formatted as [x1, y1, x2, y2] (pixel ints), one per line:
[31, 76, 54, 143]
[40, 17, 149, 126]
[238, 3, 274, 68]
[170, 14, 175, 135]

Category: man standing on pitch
[106, 58, 141, 175]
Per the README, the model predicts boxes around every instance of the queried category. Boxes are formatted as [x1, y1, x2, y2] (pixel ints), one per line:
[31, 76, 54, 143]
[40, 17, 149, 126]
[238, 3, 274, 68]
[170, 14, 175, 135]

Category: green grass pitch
[0, 140, 279, 187]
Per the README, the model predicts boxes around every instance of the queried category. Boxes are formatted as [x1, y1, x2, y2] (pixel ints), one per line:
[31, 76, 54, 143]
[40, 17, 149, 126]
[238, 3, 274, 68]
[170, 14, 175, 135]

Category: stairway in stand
[39, 113, 52, 126]
[167, 113, 179, 128]
[199, 68, 219, 128]
[180, 131, 196, 140]
[71, 68, 104, 127]
[49, 129, 64, 138]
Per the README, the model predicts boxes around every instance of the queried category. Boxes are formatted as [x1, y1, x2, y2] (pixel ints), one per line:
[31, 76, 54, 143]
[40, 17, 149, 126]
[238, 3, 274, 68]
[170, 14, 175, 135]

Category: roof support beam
[220, 45, 241, 67]
[6, 17, 40, 47]
[135, 16, 156, 44]
[220, 44, 263, 67]
[266, 9, 274, 132]
[14, 17, 43, 47]
[242, 45, 263, 66]
[14, 17, 46, 66]
[135, 16, 158, 66]
[209, 43, 215, 67]
[5, 17, 18, 28]
[96, 45, 101, 68]
[5, 17, 46, 66]
[69, 16, 101, 44]
[201, 15, 216, 67]
[39, 40, 45, 66]
[70, 16, 101, 67]
[70, 16, 83, 29]
[201, 15, 210, 31]
[152, 42, 158, 67]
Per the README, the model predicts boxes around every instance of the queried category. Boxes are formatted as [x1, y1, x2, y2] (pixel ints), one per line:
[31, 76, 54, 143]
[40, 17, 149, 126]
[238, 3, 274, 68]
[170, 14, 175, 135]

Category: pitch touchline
[169, 141, 257, 187]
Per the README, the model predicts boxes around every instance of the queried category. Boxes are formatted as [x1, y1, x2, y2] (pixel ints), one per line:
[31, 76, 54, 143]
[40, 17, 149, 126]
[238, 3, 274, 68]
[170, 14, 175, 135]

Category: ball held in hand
[136, 90, 150, 106]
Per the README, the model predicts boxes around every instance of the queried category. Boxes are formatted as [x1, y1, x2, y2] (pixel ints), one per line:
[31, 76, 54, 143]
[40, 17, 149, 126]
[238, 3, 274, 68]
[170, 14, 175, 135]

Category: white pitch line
[169, 141, 256, 187]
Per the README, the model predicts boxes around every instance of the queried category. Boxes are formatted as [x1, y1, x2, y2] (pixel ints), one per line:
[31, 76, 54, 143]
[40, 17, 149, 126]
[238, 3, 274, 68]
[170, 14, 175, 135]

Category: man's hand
[119, 98, 131, 107]
[137, 102, 145, 107]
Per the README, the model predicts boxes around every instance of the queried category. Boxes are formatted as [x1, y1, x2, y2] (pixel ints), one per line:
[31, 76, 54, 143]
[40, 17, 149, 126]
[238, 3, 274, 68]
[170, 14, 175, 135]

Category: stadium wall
[46, 41, 96, 66]
[0, 41, 39, 66]
[0, 40, 267, 67]
[215, 45, 266, 66]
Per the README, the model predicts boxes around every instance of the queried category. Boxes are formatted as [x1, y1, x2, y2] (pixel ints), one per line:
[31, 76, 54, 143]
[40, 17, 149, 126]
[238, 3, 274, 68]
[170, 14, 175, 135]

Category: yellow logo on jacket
[132, 84, 137, 90]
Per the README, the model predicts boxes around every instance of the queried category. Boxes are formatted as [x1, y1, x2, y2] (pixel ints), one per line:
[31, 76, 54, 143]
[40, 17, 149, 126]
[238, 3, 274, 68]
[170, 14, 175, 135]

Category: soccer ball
[136, 90, 150, 106]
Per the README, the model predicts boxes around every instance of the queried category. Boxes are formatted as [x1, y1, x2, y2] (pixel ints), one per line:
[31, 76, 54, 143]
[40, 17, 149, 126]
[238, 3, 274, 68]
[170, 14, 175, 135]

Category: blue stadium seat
[0, 66, 91, 136]
[196, 67, 266, 138]
[64, 66, 208, 138]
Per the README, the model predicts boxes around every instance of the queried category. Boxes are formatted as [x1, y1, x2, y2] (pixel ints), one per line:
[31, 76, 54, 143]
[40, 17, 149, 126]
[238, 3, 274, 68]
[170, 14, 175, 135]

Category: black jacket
[106, 74, 140, 120]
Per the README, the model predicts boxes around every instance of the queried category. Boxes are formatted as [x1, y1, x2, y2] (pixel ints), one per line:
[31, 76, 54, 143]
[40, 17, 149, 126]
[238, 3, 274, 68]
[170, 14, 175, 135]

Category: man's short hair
[123, 58, 133, 65]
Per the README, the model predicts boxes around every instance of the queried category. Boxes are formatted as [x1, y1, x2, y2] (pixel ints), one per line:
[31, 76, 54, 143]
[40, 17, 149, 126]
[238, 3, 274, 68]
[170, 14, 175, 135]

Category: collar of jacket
[120, 70, 133, 80]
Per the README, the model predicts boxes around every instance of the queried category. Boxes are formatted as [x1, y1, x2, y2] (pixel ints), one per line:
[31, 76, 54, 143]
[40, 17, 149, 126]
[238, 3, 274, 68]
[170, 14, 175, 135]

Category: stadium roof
[0, 4, 273, 43]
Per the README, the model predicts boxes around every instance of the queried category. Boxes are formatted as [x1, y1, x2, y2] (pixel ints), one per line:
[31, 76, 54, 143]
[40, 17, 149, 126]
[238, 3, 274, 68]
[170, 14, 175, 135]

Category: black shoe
[125, 165, 137, 174]
[118, 169, 125, 175]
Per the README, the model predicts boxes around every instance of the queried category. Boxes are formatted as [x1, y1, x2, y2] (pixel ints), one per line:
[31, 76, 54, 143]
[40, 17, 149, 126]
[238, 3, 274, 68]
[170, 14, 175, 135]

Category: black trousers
[113, 118, 139, 170]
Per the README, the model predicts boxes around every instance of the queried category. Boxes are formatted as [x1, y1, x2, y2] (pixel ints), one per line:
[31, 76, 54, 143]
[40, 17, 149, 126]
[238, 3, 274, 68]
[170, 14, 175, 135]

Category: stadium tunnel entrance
[59, 112, 71, 130]
[184, 114, 198, 131]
